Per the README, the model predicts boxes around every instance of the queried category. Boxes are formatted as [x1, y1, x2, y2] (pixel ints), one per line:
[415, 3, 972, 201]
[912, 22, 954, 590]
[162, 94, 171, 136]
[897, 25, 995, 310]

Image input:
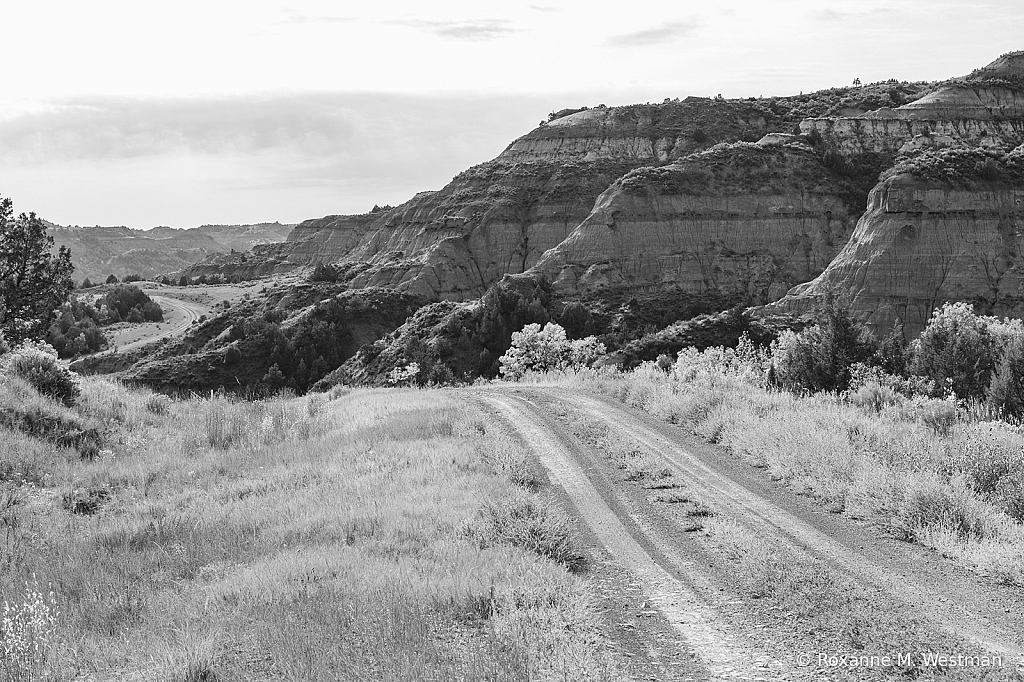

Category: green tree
[771, 292, 876, 393]
[911, 302, 995, 400]
[0, 197, 74, 345]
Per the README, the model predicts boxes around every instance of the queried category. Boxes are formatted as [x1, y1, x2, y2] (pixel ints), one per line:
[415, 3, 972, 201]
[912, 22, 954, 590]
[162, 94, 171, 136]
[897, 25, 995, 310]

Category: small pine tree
[263, 363, 286, 391]
[988, 335, 1024, 417]
[105, 274, 119, 284]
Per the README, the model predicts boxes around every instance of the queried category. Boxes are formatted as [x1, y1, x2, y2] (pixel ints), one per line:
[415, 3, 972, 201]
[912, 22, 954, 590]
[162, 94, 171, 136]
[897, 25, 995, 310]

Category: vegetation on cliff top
[885, 144, 1024, 187]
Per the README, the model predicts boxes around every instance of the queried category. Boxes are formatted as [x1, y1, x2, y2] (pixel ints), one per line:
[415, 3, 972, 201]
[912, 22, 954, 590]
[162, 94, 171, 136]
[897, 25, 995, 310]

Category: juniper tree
[0, 196, 74, 345]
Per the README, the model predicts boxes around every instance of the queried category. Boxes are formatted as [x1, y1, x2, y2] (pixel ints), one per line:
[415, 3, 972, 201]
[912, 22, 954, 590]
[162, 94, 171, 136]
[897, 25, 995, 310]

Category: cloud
[277, 9, 355, 25]
[0, 91, 557, 198]
[607, 20, 701, 47]
[528, 4, 559, 12]
[810, 7, 897, 21]
[388, 19, 517, 41]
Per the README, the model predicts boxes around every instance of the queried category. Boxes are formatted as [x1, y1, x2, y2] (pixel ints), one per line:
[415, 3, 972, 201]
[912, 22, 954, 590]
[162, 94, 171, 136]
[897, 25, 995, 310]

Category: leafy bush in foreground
[2, 341, 81, 406]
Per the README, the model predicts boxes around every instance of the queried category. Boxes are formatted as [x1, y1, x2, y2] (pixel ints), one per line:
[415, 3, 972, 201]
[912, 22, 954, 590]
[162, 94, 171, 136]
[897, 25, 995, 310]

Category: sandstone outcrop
[529, 141, 860, 304]
[180, 98, 824, 298]
[773, 146, 1024, 335]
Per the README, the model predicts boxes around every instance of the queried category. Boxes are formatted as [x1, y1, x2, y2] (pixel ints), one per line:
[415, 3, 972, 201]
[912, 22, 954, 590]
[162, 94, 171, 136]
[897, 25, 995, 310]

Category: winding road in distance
[90, 294, 210, 357]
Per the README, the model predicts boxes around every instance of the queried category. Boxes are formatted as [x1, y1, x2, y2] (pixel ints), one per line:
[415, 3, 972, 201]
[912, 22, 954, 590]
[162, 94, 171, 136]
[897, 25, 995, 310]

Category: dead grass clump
[474, 492, 586, 571]
[848, 381, 902, 413]
[482, 437, 539, 490]
[145, 393, 172, 416]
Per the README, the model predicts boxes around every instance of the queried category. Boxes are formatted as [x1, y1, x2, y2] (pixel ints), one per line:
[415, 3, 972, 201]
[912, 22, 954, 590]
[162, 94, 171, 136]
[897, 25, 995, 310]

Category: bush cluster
[101, 285, 163, 324]
[46, 296, 107, 358]
[771, 297, 1024, 419]
[1, 341, 81, 406]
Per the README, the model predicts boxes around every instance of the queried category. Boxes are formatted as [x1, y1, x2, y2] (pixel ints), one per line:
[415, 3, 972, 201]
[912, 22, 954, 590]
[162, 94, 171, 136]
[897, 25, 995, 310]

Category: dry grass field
[0, 376, 620, 681]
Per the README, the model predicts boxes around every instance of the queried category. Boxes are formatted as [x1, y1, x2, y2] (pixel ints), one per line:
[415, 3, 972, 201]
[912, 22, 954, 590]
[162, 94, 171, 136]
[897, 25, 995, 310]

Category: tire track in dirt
[504, 386, 1024, 669]
[482, 393, 793, 681]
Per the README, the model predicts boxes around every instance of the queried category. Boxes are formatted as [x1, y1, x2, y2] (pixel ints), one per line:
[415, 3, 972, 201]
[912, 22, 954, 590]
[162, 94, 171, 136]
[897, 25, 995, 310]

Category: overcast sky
[0, 0, 1021, 228]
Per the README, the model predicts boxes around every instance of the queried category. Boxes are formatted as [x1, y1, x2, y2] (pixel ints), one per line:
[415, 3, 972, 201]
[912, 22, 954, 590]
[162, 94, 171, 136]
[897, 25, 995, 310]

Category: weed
[475, 492, 586, 571]
[146, 393, 172, 415]
[0, 580, 61, 682]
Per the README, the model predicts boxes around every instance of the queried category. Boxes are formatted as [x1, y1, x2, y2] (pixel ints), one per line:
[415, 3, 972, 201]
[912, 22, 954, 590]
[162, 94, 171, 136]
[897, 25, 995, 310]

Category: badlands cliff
[774, 146, 1024, 335]
[529, 139, 860, 303]
[181, 88, 923, 299]
[773, 53, 1024, 335]
[182, 53, 1024, 342]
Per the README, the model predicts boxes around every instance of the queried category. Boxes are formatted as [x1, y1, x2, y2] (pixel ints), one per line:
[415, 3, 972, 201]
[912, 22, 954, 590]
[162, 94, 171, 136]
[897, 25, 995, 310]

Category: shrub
[771, 294, 875, 393]
[498, 323, 606, 380]
[910, 302, 997, 400]
[994, 471, 1024, 521]
[2, 341, 80, 406]
[141, 301, 163, 322]
[848, 382, 902, 413]
[224, 345, 242, 365]
[145, 393, 172, 416]
[987, 334, 1024, 417]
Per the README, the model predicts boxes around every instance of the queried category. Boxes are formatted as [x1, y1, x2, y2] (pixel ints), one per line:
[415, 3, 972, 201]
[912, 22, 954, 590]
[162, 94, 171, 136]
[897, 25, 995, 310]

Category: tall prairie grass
[553, 350, 1024, 586]
[0, 377, 617, 680]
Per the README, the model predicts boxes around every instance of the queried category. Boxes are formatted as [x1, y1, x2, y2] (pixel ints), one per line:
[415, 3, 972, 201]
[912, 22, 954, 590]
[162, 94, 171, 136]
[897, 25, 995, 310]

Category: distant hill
[48, 222, 294, 283]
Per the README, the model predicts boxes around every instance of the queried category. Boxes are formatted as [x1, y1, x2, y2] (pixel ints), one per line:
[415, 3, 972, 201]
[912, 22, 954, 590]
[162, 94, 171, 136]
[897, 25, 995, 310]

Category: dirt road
[475, 385, 1024, 679]
[91, 294, 209, 356]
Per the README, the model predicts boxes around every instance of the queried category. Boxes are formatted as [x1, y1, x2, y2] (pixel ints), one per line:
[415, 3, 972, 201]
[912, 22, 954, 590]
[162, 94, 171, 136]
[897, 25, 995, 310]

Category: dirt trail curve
[88, 294, 209, 357]
[475, 385, 1024, 678]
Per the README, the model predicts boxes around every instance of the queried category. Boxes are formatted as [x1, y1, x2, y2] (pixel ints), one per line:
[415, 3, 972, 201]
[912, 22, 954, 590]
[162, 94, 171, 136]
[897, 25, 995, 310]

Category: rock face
[801, 54, 1024, 156]
[774, 148, 1024, 336]
[770, 54, 1024, 336]
[182, 98, 815, 299]
[529, 142, 860, 304]
[498, 99, 789, 163]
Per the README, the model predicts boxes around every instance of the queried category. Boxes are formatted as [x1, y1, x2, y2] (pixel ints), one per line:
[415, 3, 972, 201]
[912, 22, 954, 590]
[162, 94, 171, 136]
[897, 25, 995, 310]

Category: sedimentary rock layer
[774, 163, 1024, 336]
[530, 142, 860, 304]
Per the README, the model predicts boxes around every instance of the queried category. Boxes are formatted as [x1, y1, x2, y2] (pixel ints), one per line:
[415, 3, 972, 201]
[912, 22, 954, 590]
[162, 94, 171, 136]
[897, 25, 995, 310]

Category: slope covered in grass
[0, 375, 619, 680]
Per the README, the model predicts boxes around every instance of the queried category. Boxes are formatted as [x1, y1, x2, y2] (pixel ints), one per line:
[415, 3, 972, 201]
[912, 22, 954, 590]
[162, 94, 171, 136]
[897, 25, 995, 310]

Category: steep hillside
[50, 222, 292, 283]
[773, 145, 1024, 335]
[529, 138, 862, 303]
[118, 285, 426, 394]
[181, 87, 929, 300]
[770, 53, 1024, 336]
